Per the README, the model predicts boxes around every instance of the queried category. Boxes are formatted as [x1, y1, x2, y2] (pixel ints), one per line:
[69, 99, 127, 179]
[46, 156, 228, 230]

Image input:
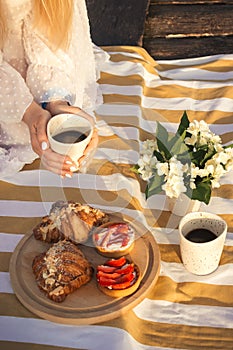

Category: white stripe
[0, 201, 52, 217]
[147, 193, 233, 214]
[144, 77, 233, 89]
[134, 299, 233, 329]
[202, 196, 233, 215]
[0, 272, 13, 293]
[97, 124, 140, 139]
[156, 53, 233, 66]
[101, 83, 233, 111]
[102, 60, 159, 83]
[158, 68, 233, 81]
[156, 121, 233, 136]
[1, 192, 233, 219]
[142, 96, 233, 112]
[0, 233, 23, 251]
[107, 50, 145, 60]
[96, 102, 142, 116]
[160, 261, 233, 285]
[0, 316, 178, 350]
[101, 84, 143, 96]
[95, 148, 139, 163]
[2, 171, 141, 189]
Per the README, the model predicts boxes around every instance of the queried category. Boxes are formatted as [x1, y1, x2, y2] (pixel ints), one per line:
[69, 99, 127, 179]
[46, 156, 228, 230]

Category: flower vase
[168, 193, 201, 216]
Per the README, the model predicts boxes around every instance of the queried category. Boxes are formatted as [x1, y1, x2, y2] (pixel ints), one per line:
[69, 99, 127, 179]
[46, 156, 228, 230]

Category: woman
[0, 0, 107, 178]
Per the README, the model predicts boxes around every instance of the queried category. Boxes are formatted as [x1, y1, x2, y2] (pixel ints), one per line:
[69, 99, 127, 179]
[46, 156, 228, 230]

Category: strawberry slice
[97, 271, 122, 279]
[98, 276, 117, 287]
[114, 263, 134, 275]
[97, 265, 116, 273]
[111, 279, 135, 290]
[105, 256, 126, 267]
[115, 272, 135, 284]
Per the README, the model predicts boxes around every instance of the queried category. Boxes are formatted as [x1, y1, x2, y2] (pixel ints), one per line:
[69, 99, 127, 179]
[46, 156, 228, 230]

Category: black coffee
[185, 228, 217, 243]
[53, 130, 87, 143]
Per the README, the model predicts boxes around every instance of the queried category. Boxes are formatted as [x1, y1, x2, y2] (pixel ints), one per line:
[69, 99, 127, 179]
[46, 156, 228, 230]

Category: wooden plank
[144, 4, 233, 37]
[86, 0, 150, 46]
[150, 0, 233, 4]
[143, 35, 233, 59]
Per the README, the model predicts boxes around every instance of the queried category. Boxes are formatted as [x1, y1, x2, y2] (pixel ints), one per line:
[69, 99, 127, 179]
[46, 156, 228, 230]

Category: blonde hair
[0, 1, 7, 49]
[0, 0, 74, 51]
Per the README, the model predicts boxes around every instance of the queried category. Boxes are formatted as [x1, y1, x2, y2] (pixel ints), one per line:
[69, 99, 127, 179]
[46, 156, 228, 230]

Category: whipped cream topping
[94, 222, 135, 251]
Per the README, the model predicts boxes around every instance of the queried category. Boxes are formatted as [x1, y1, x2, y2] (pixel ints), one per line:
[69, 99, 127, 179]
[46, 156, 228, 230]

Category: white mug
[47, 113, 93, 168]
[179, 212, 227, 275]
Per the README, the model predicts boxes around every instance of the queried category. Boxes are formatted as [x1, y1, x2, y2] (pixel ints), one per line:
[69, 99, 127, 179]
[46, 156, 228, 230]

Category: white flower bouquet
[134, 112, 233, 204]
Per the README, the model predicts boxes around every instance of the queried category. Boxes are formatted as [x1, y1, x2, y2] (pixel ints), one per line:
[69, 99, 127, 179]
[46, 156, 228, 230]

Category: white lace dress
[0, 0, 108, 179]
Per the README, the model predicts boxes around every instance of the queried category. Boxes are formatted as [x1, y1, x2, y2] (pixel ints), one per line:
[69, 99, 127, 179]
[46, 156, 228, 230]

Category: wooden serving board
[10, 215, 160, 325]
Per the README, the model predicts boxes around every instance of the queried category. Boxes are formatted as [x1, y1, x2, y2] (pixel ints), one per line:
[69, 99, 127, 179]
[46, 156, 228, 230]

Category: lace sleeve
[23, 15, 76, 106]
[0, 52, 33, 123]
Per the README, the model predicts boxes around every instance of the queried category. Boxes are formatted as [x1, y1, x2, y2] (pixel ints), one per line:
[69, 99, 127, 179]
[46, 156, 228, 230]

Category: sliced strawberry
[98, 276, 116, 287]
[97, 271, 121, 279]
[105, 256, 127, 267]
[114, 263, 134, 274]
[97, 265, 116, 273]
[111, 279, 135, 290]
[115, 272, 135, 284]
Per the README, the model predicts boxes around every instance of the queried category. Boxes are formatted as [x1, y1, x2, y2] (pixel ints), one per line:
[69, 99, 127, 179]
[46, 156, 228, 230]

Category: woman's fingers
[78, 128, 98, 166]
[41, 149, 77, 176]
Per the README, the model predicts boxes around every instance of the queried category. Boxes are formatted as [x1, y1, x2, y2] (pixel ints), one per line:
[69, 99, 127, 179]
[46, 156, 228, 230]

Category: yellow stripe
[0, 294, 37, 318]
[140, 108, 233, 125]
[149, 276, 233, 306]
[144, 84, 233, 100]
[212, 185, 233, 200]
[101, 311, 233, 349]
[0, 252, 11, 272]
[102, 45, 157, 66]
[155, 59, 233, 73]
[100, 72, 148, 86]
[0, 218, 41, 234]
[219, 214, 233, 232]
[159, 244, 233, 265]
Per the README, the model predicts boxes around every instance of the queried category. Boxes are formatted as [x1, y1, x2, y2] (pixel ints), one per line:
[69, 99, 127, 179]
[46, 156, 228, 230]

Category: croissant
[33, 201, 109, 244]
[32, 240, 93, 302]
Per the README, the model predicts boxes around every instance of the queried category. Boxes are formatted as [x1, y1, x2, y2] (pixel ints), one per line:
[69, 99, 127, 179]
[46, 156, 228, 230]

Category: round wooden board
[10, 215, 160, 325]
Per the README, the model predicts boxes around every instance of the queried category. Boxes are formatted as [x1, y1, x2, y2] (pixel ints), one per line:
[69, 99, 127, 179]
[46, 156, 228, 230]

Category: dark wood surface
[143, 0, 233, 59]
[86, 0, 150, 47]
[86, 0, 233, 59]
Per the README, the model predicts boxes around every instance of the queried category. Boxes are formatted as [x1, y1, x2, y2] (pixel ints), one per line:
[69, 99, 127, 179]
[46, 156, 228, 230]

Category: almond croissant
[32, 240, 93, 302]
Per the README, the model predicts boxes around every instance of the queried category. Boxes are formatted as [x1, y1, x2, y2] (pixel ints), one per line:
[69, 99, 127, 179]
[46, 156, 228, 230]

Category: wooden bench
[86, 0, 233, 60]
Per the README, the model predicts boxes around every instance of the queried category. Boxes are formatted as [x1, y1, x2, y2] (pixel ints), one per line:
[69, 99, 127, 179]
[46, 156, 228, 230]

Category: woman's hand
[22, 101, 77, 177]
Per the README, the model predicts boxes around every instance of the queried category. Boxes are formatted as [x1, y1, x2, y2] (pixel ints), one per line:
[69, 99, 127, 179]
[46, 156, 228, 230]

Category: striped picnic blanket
[0, 46, 232, 350]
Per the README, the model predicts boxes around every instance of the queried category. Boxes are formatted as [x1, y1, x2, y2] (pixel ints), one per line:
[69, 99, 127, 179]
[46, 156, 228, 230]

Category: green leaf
[153, 149, 165, 162]
[131, 165, 139, 173]
[168, 111, 190, 158]
[169, 134, 190, 159]
[146, 173, 164, 199]
[155, 122, 171, 160]
[177, 111, 190, 136]
[191, 180, 212, 204]
[224, 144, 233, 149]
